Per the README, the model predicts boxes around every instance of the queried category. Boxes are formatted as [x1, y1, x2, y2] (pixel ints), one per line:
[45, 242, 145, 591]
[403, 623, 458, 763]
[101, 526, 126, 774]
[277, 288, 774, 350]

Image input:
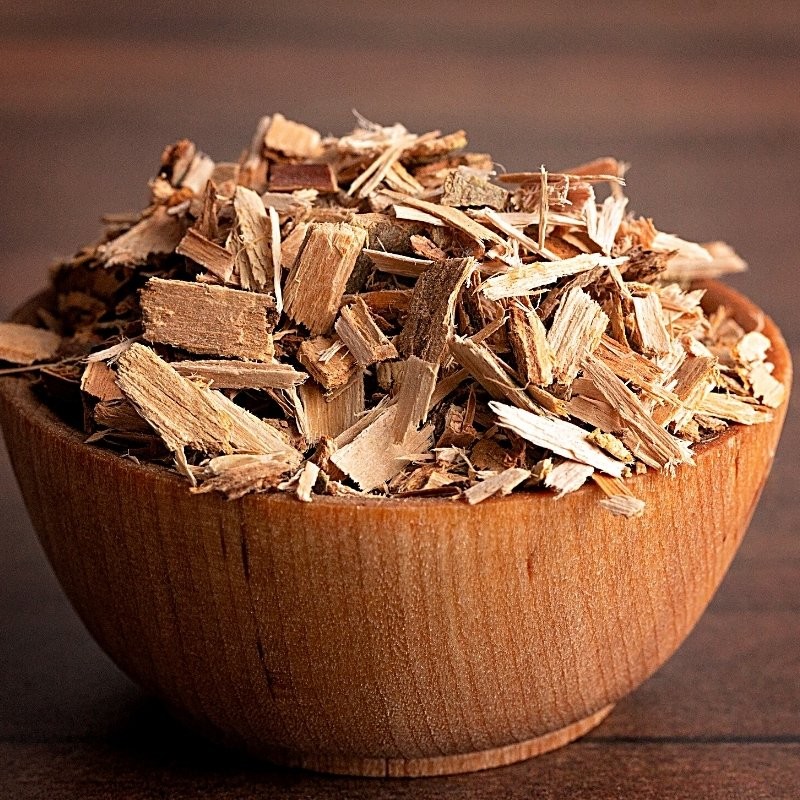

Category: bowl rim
[0, 280, 791, 510]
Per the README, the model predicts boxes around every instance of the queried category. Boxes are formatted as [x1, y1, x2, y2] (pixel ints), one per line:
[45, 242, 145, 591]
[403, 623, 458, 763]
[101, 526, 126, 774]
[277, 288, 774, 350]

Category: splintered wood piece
[566, 395, 625, 432]
[581, 353, 692, 468]
[233, 186, 271, 291]
[98, 206, 184, 267]
[393, 205, 445, 226]
[171, 360, 307, 390]
[176, 228, 235, 283]
[264, 113, 322, 159]
[194, 454, 296, 500]
[480, 254, 627, 299]
[544, 460, 594, 497]
[441, 169, 508, 210]
[296, 460, 321, 502]
[280, 222, 309, 270]
[283, 222, 368, 334]
[631, 292, 671, 356]
[595, 335, 664, 387]
[410, 234, 447, 261]
[463, 467, 530, 504]
[297, 335, 359, 394]
[268, 206, 283, 314]
[747, 362, 785, 409]
[206, 390, 302, 463]
[299, 377, 364, 443]
[402, 130, 468, 160]
[269, 163, 337, 193]
[489, 401, 626, 477]
[449, 336, 566, 416]
[0, 322, 61, 365]
[140, 278, 276, 360]
[381, 190, 507, 252]
[653, 354, 716, 427]
[92, 398, 152, 433]
[334, 297, 398, 367]
[363, 249, 433, 278]
[330, 405, 433, 491]
[80, 361, 125, 401]
[392, 356, 438, 443]
[699, 393, 773, 425]
[592, 473, 646, 517]
[547, 288, 609, 384]
[396, 257, 476, 363]
[115, 343, 238, 455]
[506, 305, 554, 386]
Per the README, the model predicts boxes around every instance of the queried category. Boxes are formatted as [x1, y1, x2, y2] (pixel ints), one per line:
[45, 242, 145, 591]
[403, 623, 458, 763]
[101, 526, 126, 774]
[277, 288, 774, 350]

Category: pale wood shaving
[330, 405, 433, 491]
[544, 460, 594, 497]
[0, 322, 61, 366]
[463, 467, 531, 504]
[489, 401, 626, 477]
[547, 288, 609, 383]
[392, 356, 438, 443]
[480, 254, 626, 300]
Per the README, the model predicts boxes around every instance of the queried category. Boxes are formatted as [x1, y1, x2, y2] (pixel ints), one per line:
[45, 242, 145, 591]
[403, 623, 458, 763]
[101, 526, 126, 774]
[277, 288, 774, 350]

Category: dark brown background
[1, 2, 798, 797]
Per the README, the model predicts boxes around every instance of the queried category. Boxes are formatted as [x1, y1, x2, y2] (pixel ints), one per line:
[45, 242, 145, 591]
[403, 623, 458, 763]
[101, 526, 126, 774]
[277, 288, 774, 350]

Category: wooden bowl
[0, 282, 790, 777]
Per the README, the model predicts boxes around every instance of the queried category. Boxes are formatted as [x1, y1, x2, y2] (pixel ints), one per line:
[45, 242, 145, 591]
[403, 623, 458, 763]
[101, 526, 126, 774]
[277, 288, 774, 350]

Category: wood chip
[98, 206, 184, 267]
[463, 467, 530, 504]
[592, 474, 646, 517]
[80, 360, 125, 401]
[441, 169, 508, 210]
[283, 222, 368, 334]
[299, 377, 364, 443]
[171, 359, 306, 390]
[140, 278, 277, 360]
[506, 305, 554, 386]
[233, 186, 271, 291]
[544, 460, 594, 497]
[176, 228, 235, 283]
[330, 405, 433, 491]
[547, 288, 609, 384]
[0, 322, 61, 365]
[489, 400, 626, 477]
[480, 254, 626, 300]
[297, 335, 359, 394]
[269, 163, 337, 193]
[631, 292, 671, 356]
[392, 356, 438, 443]
[296, 460, 321, 502]
[264, 113, 322, 159]
[335, 297, 398, 367]
[396, 257, 475, 363]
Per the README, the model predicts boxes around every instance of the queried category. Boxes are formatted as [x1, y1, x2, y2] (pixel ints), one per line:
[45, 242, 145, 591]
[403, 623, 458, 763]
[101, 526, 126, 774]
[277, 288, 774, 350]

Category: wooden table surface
[1, 3, 798, 797]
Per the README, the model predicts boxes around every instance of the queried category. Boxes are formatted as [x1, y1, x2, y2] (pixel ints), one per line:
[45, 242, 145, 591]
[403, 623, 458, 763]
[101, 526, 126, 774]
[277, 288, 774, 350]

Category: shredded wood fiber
[14, 112, 783, 514]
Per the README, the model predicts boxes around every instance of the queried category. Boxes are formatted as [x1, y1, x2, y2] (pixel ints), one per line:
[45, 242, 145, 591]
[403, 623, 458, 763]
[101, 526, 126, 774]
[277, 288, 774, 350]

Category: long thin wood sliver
[489, 400, 626, 477]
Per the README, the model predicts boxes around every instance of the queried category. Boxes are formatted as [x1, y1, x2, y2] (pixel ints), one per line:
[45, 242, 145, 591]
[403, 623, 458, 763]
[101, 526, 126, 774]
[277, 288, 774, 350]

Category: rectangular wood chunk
[283, 222, 368, 334]
[140, 277, 277, 361]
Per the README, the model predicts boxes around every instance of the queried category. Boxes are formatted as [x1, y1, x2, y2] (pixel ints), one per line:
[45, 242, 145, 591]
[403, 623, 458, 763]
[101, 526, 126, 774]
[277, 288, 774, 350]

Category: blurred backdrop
[0, 2, 798, 795]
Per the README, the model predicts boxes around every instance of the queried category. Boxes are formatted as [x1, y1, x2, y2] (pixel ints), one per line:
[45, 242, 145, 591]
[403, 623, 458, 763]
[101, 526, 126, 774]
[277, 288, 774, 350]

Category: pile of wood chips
[0, 113, 785, 514]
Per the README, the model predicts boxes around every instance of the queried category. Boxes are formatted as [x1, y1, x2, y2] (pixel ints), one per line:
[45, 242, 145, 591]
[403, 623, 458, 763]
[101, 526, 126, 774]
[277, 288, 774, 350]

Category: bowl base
[278, 704, 614, 777]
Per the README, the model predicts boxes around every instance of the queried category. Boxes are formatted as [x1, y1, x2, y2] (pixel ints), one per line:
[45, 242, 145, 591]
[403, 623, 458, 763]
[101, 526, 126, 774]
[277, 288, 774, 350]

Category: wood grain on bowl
[0, 282, 790, 777]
